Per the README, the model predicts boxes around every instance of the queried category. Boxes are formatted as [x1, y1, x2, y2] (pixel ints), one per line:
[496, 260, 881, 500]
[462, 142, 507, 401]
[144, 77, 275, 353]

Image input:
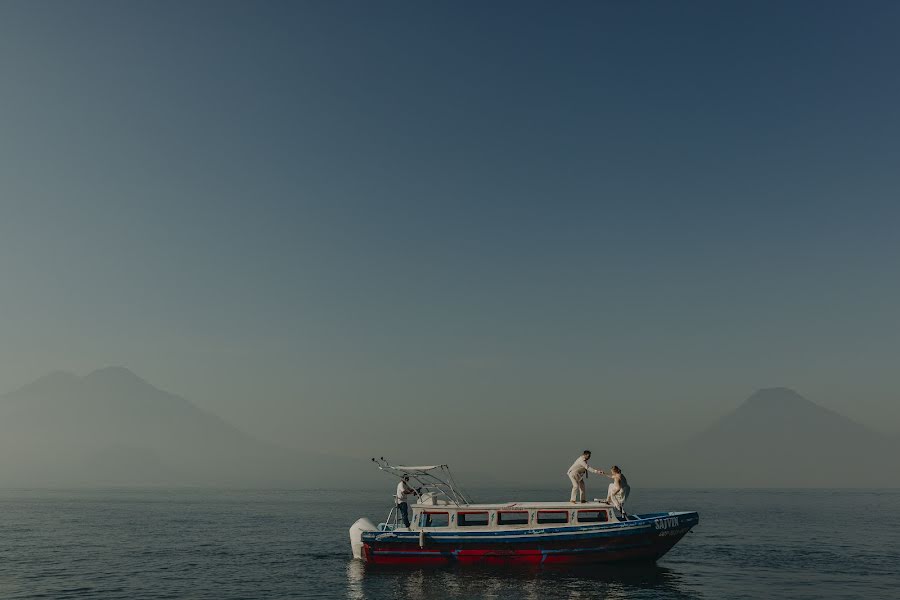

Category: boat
[349, 458, 700, 566]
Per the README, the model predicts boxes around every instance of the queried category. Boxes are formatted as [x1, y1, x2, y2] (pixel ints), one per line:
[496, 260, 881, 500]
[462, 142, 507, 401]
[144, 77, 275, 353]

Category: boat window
[577, 510, 608, 523]
[537, 510, 569, 524]
[457, 511, 489, 527]
[497, 511, 530, 525]
[420, 512, 450, 527]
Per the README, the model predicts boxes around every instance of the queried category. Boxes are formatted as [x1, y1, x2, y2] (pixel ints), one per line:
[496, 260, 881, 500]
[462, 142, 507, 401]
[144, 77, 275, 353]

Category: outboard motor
[349, 518, 376, 560]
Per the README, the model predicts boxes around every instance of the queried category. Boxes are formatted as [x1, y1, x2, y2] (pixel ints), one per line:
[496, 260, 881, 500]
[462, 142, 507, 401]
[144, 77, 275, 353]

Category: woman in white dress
[602, 465, 631, 515]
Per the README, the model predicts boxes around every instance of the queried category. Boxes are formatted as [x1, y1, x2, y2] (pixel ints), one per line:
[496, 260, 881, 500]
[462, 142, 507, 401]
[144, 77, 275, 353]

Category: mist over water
[1, 488, 897, 599]
[3, 370, 897, 489]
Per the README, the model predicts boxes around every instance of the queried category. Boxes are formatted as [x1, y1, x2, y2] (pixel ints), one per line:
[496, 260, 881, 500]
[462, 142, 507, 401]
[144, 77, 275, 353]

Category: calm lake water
[0, 488, 897, 599]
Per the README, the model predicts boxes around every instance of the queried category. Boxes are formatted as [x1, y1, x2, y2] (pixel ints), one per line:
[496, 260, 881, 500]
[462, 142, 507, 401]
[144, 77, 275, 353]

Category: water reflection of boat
[350, 459, 699, 566]
[346, 560, 698, 600]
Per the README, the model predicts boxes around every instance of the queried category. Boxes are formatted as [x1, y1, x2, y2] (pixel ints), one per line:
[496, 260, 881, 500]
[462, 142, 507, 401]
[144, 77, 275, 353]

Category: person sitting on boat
[602, 465, 631, 516]
[395, 476, 418, 528]
[567, 450, 605, 503]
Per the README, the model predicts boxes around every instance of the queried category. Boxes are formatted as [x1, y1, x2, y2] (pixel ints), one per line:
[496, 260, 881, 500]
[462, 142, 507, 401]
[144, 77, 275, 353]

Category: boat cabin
[406, 501, 620, 532]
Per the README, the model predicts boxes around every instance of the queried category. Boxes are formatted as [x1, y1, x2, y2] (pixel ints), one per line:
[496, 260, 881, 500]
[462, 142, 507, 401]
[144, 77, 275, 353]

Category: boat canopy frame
[372, 457, 473, 507]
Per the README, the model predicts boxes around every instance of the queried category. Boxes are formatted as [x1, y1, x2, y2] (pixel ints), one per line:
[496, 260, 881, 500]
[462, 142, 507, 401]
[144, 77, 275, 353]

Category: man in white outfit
[395, 475, 417, 528]
[567, 450, 604, 503]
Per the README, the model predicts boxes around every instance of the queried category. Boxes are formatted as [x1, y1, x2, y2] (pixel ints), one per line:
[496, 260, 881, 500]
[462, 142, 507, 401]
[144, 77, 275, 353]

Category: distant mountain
[5, 373, 894, 489]
[0, 367, 376, 487]
[643, 388, 899, 488]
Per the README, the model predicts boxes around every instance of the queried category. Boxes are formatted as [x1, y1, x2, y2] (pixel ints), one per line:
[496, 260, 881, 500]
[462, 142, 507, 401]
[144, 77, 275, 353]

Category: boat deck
[413, 500, 615, 509]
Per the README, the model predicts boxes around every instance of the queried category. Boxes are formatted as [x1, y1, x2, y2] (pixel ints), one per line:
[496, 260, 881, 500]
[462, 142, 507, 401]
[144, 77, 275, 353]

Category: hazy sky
[1, 1, 899, 465]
